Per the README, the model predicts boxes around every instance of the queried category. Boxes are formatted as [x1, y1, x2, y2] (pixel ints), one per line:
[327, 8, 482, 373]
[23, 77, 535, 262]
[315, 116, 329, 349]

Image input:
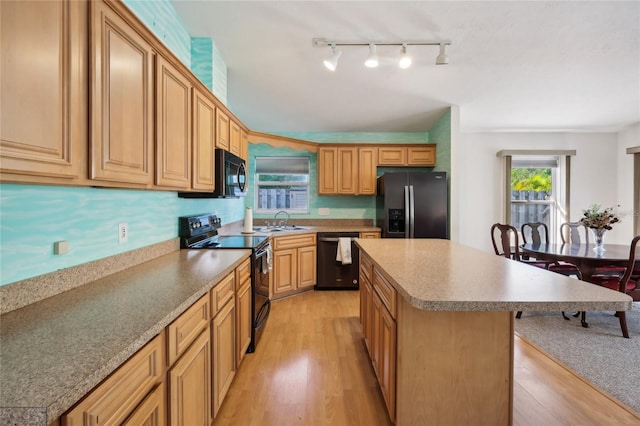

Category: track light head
[364, 43, 379, 68]
[398, 44, 412, 69]
[435, 43, 449, 65]
[323, 44, 341, 71]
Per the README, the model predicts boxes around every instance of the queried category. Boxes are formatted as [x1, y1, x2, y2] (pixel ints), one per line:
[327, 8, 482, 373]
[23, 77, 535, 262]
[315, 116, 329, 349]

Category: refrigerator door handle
[409, 185, 415, 238]
[404, 185, 410, 238]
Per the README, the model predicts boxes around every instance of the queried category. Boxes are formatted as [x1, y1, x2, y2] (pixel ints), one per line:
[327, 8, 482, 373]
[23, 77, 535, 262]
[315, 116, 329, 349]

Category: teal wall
[0, 185, 244, 285]
[191, 37, 213, 90]
[271, 132, 429, 143]
[123, 0, 190, 67]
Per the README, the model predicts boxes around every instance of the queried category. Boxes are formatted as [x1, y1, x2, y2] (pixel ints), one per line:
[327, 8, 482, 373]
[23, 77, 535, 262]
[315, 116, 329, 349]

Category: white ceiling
[172, 1, 640, 134]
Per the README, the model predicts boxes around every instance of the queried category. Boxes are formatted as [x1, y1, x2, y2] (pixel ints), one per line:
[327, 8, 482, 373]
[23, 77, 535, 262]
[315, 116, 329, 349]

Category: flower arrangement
[579, 204, 621, 230]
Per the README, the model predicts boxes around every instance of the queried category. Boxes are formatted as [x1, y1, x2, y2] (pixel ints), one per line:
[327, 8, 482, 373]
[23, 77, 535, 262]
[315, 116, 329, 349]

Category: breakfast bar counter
[355, 239, 632, 426]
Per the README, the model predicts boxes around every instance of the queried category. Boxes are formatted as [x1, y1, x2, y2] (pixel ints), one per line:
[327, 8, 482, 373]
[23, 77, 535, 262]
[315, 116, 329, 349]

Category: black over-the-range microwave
[178, 149, 247, 198]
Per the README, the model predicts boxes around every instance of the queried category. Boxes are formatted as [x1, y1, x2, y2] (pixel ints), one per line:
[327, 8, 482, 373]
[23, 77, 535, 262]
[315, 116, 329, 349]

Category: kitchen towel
[336, 237, 352, 265]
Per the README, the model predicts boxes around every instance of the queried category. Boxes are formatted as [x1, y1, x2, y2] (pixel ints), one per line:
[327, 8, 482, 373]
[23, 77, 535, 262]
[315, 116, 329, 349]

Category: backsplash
[0, 184, 244, 286]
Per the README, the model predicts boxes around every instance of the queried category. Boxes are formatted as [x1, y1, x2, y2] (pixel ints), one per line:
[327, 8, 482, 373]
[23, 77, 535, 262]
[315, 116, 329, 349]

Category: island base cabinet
[395, 304, 513, 426]
[122, 383, 166, 426]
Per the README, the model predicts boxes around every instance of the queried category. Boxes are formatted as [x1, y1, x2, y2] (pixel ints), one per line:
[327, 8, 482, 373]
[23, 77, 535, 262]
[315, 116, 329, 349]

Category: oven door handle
[254, 300, 271, 330]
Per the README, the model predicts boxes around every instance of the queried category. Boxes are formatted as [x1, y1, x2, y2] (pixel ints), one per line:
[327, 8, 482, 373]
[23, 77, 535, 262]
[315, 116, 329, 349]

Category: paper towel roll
[243, 207, 253, 233]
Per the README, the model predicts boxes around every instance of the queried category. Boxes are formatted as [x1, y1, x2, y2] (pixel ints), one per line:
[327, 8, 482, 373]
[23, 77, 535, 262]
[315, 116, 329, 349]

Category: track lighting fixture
[364, 43, 379, 68]
[313, 38, 452, 70]
[398, 44, 412, 69]
[435, 43, 448, 65]
[323, 44, 341, 71]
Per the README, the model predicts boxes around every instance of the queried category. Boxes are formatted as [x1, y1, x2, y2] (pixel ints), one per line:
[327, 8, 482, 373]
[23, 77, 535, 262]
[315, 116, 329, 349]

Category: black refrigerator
[376, 172, 448, 239]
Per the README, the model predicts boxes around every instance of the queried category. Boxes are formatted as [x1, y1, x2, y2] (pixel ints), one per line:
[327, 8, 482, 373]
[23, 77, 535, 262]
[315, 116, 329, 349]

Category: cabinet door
[360, 275, 373, 353]
[122, 383, 166, 426]
[240, 130, 249, 161]
[297, 245, 317, 289]
[371, 290, 383, 377]
[229, 120, 241, 156]
[358, 148, 378, 195]
[236, 279, 252, 366]
[378, 147, 406, 166]
[407, 146, 435, 166]
[379, 298, 397, 422]
[1, 0, 87, 179]
[156, 55, 192, 189]
[215, 109, 230, 150]
[168, 329, 211, 426]
[337, 147, 358, 194]
[89, 0, 153, 184]
[273, 248, 297, 295]
[192, 88, 216, 191]
[63, 334, 165, 425]
[318, 147, 337, 194]
[212, 299, 236, 418]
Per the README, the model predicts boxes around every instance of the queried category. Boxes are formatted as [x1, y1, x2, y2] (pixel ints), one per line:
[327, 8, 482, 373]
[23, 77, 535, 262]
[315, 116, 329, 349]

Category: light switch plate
[318, 208, 330, 216]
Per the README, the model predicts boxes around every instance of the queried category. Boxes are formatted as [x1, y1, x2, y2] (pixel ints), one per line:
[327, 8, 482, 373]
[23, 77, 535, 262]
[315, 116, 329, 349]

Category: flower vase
[590, 228, 607, 253]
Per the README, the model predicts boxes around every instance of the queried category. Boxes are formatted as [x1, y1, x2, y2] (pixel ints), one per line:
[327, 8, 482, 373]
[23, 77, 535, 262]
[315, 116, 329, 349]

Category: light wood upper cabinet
[240, 130, 249, 161]
[156, 55, 192, 189]
[89, 0, 154, 185]
[229, 120, 241, 157]
[192, 88, 216, 191]
[338, 147, 358, 194]
[0, 0, 87, 179]
[318, 147, 338, 194]
[358, 148, 378, 195]
[407, 146, 436, 166]
[378, 145, 436, 167]
[216, 109, 230, 151]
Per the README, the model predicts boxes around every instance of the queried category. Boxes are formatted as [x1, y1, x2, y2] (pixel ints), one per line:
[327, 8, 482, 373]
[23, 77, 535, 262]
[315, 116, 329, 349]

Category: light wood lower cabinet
[359, 231, 380, 239]
[235, 258, 252, 366]
[360, 253, 397, 423]
[62, 333, 165, 426]
[122, 383, 166, 426]
[272, 234, 317, 299]
[212, 296, 236, 418]
[168, 330, 210, 426]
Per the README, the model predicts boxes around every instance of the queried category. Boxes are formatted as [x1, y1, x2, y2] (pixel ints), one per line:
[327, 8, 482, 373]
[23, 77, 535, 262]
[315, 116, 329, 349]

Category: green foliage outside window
[511, 168, 551, 191]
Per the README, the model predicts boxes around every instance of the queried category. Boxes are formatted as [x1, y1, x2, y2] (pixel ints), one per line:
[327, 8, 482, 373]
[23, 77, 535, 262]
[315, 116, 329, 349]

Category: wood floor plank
[213, 290, 640, 425]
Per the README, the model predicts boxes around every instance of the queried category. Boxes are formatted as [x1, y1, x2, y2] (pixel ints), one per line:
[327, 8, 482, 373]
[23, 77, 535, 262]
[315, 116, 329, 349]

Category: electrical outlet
[53, 241, 69, 255]
[318, 208, 330, 216]
[118, 223, 128, 244]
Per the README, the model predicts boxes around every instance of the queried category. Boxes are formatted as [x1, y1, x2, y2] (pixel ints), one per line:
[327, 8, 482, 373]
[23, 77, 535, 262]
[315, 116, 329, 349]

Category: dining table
[521, 242, 633, 283]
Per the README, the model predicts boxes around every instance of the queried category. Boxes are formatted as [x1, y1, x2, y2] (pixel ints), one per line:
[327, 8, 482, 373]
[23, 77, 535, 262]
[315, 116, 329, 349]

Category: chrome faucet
[273, 210, 289, 228]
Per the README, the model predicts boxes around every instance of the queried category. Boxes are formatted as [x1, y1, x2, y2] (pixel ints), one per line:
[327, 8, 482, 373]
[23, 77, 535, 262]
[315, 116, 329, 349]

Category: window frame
[254, 156, 311, 215]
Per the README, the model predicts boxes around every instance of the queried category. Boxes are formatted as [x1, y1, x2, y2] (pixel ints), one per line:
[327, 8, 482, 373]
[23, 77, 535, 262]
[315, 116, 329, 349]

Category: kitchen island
[355, 238, 632, 426]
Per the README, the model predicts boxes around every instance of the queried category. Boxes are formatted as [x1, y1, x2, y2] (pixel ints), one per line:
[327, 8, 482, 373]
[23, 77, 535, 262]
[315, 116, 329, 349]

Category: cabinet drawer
[373, 268, 397, 319]
[273, 233, 317, 250]
[167, 293, 209, 365]
[359, 232, 380, 239]
[211, 272, 235, 317]
[360, 253, 373, 282]
[235, 257, 251, 286]
[63, 333, 165, 425]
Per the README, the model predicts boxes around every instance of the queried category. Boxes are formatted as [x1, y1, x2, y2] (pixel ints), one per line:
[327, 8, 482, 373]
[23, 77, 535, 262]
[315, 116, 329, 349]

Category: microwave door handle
[238, 162, 247, 192]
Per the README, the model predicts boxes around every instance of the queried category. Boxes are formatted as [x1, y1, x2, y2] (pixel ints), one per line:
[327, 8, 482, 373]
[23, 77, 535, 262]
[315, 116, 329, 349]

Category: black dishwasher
[316, 232, 360, 290]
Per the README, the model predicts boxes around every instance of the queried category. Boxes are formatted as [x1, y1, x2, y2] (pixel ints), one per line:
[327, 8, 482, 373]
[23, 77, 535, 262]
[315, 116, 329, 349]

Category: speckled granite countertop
[219, 223, 381, 237]
[0, 249, 250, 426]
[356, 239, 633, 312]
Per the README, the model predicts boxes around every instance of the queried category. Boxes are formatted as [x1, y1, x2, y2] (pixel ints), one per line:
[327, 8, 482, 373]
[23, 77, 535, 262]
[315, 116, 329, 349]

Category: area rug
[514, 302, 640, 414]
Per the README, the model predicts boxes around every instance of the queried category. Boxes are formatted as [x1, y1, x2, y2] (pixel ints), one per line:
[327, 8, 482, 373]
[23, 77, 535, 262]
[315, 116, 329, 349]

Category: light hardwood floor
[214, 290, 640, 425]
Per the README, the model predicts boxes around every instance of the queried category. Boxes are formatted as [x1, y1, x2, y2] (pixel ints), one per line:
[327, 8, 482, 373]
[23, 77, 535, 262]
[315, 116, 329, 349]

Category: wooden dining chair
[491, 223, 552, 319]
[581, 235, 639, 338]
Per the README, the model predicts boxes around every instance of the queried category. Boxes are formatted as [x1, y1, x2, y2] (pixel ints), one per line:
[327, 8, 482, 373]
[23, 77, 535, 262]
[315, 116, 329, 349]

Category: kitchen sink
[253, 225, 310, 232]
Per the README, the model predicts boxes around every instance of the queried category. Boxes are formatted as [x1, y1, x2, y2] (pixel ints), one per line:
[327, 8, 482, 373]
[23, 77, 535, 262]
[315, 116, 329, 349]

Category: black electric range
[179, 213, 270, 353]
